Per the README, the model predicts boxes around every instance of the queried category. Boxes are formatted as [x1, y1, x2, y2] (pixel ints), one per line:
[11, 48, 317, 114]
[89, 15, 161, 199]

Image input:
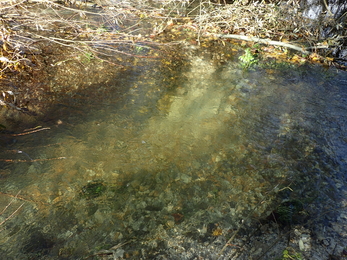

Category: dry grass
[0, 0, 345, 78]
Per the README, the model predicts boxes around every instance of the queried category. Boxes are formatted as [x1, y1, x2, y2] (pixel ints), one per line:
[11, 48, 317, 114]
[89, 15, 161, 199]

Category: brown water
[0, 46, 347, 259]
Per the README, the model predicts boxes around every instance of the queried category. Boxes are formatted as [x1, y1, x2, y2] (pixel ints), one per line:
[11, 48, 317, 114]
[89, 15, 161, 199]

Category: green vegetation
[274, 199, 305, 225]
[80, 181, 106, 199]
[278, 247, 304, 260]
[238, 48, 258, 69]
[80, 52, 95, 63]
[134, 45, 144, 54]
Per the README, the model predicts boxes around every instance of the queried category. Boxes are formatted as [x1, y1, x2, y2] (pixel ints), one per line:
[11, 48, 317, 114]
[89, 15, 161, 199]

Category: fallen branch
[11, 127, 50, 136]
[0, 202, 24, 226]
[34, 34, 162, 59]
[216, 34, 310, 55]
[0, 191, 25, 229]
[87, 240, 134, 259]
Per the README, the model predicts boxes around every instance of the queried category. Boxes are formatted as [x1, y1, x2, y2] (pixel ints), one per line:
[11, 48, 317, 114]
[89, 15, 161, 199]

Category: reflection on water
[1, 49, 347, 259]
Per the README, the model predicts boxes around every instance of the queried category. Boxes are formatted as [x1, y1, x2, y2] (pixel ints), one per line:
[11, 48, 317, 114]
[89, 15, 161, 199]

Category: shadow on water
[1, 44, 347, 259]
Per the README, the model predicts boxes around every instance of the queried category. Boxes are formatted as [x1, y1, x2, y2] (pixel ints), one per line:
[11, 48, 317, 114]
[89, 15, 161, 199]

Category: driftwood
[217, 34, 310, 54]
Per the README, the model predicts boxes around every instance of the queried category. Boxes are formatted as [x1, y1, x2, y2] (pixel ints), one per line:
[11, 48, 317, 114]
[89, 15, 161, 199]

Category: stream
[0, 42, 347, 259]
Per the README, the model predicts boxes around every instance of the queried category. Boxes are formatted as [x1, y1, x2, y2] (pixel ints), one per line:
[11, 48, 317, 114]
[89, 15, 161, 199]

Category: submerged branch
[0, 203, 24, 227]
[0, 191, 25, 229]
[0, 157, 67, 162]
[10, 127, 50, 136]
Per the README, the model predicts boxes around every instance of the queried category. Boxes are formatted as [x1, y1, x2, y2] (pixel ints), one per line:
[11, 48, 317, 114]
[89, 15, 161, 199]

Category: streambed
[0, 42, 347, 259]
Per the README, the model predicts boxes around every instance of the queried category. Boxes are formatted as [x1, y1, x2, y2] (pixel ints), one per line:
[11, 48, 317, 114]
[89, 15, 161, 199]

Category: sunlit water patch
[1, 50, 347, 259]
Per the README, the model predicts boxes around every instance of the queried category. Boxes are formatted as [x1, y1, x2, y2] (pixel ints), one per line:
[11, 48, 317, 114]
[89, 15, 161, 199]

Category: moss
[274, 199, 305, 225]
[80, 181, 106, 199]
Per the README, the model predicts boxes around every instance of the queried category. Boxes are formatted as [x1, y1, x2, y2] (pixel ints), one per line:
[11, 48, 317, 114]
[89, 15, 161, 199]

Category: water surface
[1, 47, 346, 259]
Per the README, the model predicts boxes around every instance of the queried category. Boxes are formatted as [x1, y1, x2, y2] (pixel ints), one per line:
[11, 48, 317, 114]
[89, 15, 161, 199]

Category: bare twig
[87, 240, 134, 258]
[10, 127, 50, 136]
[0, 203, 24, 226]
[0, 191, 25, 229]
[0, 157, 67, 162]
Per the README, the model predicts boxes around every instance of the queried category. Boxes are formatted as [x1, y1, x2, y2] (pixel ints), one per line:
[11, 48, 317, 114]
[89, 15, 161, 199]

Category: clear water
[1, 46, 347, 259]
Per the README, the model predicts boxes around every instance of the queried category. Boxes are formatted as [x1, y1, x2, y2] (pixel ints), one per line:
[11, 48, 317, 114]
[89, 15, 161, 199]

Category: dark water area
[0, 44, 347, 259]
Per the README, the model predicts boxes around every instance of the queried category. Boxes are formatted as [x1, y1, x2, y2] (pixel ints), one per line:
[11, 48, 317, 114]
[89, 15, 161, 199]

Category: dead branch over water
[217, 34, 310, 54]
